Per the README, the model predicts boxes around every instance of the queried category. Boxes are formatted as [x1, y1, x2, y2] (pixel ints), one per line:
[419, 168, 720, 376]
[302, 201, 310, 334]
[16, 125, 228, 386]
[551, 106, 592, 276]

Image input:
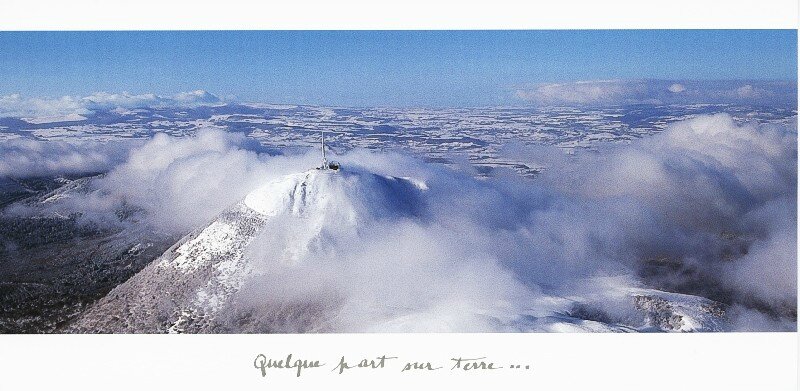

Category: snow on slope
[68, 167, 729, 333]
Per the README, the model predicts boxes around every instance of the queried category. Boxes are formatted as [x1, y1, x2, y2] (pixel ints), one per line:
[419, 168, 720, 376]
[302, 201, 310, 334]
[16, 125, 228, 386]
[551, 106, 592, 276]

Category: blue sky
[0, 30, 796, 106]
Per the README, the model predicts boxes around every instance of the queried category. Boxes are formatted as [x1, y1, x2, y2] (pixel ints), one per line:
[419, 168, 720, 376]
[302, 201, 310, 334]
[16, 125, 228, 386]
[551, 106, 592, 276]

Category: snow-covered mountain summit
[68, 167, 431, 332]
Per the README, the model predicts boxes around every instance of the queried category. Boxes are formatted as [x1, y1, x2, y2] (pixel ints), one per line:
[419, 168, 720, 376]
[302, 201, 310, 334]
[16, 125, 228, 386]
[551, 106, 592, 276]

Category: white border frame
[0, 1, 797, 390]
[0, 0, 798, 29]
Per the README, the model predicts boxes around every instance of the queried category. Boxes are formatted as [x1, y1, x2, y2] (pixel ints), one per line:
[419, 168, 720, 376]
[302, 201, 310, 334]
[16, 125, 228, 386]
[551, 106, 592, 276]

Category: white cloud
[0, 137, 137, 177]
[505, 113, 797, 319]
[668, 83, 686, 93]
[0, 90, 223, 123]
[94, 129, 302, 232]
[515, 80, 649, 105]
[0, 94, 91, 120]
[514, 80, 796, 106]
[732, 84, 773, 100]
[172, 90, 222, 105]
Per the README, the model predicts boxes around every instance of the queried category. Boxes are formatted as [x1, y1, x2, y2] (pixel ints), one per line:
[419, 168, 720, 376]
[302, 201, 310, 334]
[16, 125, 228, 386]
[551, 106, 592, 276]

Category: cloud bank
[512, 114, 797, 314]
[3, 129, 307, 232]
[2, 113, 796, 331]
[0, 90, 223, 122]
[0, 137, 138, 178]
[514, 80, 797, 106]
[218, 113, 797, 331]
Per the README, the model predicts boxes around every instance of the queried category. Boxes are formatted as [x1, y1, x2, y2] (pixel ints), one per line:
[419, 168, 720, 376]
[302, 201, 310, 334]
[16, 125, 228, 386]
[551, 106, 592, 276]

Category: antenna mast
[321, 130, 328, 169]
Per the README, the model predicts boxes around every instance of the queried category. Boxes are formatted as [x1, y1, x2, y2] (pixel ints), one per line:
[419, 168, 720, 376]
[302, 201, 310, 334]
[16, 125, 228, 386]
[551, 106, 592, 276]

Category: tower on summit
[318, 131, 340, 171]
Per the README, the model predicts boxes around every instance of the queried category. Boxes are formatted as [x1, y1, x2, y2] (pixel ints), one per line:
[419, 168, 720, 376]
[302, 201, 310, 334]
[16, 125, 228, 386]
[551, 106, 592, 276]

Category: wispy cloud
[514, 80, 797, 106]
